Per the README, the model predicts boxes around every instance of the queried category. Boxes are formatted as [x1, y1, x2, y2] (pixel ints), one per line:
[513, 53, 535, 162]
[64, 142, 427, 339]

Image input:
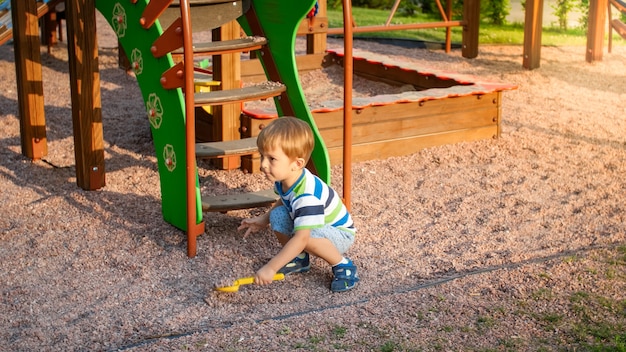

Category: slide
[92, 0, 330, 231]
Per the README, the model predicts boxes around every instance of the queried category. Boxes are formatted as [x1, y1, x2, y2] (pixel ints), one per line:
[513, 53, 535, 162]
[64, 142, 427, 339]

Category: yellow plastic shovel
[214, 273, 285, 292]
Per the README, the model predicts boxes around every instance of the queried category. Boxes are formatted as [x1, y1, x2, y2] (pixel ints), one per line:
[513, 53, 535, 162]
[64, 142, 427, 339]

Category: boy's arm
[256, 229, 310, 284]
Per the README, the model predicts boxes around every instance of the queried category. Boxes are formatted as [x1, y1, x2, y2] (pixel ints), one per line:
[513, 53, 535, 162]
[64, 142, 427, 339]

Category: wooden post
[211, 20, 242, 170]
[587, 0, 607, 62]
[40, 10, 58, 54]
[65, 0, 106, 190]
[523, 0, 544, 69]
[462, 0, 480, 58]
[307, 0, 327, 55]
[11, 0, 48, 161]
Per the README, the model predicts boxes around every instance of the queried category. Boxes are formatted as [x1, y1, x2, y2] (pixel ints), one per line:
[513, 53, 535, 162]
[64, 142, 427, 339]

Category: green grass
[327, 6, 625, 46]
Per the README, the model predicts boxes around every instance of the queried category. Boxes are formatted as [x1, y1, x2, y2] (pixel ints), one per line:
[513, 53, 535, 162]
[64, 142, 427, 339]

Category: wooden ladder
[140, 0, 307, 256]
[609, 0, 626, 52]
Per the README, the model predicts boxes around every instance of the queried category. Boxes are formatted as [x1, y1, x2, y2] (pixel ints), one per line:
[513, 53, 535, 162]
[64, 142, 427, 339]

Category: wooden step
[153, 34, 266, 58]
[194, 81, 285, 106]
[201, 189, 278, 212]
[159, 0, 246, 33]
[194, 71, 212, 83]
[611, 19, 626, 39]
[174, 36, 267, 56]
[196, 137, 258, 158]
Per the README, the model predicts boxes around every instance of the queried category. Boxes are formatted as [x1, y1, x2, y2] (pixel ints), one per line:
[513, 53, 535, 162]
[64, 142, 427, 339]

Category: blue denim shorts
[269, 205, 355, 254]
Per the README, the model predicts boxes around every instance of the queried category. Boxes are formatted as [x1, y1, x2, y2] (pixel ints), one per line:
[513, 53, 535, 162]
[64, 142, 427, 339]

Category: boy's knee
[269, 205, 293, 236]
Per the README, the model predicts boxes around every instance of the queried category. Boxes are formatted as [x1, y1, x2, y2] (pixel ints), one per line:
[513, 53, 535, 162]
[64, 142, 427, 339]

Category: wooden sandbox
[239, 49, 517, 172]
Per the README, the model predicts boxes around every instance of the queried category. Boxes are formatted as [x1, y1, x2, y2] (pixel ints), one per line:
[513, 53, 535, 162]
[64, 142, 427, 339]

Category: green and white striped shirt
[275, 169, 355, 234]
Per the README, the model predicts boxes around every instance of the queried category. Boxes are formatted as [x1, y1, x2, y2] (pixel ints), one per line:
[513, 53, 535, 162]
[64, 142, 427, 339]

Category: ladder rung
[194, 71, 213, 84]
[194, 82, 285, 106]
[174, 37, 267, 56]
[611, 19, 626, 39]
[201, 189, 278, 212]
[196, 137, 258, 158]
[172, 0, 242, 6]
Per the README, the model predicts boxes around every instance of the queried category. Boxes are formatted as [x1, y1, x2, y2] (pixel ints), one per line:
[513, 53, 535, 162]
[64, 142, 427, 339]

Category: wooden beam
[11, 0, 48, 160]
[587, 0, 607, 62]
[305, 0, 327, 55]
[523, 0, 544, 69]
[65, 0, 106, 190]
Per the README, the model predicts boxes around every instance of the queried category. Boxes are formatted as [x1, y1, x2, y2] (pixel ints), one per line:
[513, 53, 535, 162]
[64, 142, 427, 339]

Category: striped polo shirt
[275, 168, 355, 234]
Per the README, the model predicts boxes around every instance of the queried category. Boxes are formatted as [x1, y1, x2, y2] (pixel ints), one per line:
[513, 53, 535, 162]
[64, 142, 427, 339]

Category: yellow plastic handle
[234, 276, 255, 286]
[215, 273, 286, 292]
[235, 273, 285, 286]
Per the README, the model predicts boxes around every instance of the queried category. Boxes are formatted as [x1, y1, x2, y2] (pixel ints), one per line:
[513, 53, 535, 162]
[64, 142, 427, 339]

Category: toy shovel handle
[237, 273, 285, 286]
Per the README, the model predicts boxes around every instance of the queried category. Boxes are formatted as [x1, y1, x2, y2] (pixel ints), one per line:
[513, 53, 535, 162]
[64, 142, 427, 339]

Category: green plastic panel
[238, 0, 331, 183]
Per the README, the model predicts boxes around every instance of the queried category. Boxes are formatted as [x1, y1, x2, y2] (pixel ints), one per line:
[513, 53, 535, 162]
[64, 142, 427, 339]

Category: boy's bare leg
[275, 232, 343, 265]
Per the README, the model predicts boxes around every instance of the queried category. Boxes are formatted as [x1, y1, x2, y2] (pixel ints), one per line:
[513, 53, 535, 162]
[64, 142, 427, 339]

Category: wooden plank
[171, 36, 267, 57]
[201, 189, 278, 212]
[312, 92, 501, 130]
[327, 125, 499, 165]
[349, 58, 461, 89]
[318, 104, 498, 147]
[194, 82, 285, 105]
[66, 0, 105, 190]
[242, 124, 499, 170]
[523, 0, 544, 69]
[11, 0, 48, 160]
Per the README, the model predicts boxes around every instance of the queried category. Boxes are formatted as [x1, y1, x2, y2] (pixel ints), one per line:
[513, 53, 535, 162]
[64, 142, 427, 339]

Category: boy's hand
[238, 216, 269, 238]
[254, 265, 277, 285]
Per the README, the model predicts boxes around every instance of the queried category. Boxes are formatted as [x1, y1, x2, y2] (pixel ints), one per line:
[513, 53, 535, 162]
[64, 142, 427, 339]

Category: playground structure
[4, 0, 618, 257]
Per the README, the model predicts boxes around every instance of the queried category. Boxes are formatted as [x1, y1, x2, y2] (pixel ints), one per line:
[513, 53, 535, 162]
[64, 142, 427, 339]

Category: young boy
[238, 117, 359, 292]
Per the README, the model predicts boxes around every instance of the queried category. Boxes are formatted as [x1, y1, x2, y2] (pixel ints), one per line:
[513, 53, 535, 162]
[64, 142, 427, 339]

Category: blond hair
[257, 116, 314, 161]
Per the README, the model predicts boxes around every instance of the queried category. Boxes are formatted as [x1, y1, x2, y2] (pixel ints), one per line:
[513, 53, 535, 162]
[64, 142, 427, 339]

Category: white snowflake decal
[112, 3, 127, 38]
[131, 48, 143, 75]
[163, 144, 177, 172]
[146, 93, 164, 129]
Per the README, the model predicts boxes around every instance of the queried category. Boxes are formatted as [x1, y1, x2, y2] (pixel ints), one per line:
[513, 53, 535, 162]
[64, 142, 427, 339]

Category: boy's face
[259, 145, 303, 188]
